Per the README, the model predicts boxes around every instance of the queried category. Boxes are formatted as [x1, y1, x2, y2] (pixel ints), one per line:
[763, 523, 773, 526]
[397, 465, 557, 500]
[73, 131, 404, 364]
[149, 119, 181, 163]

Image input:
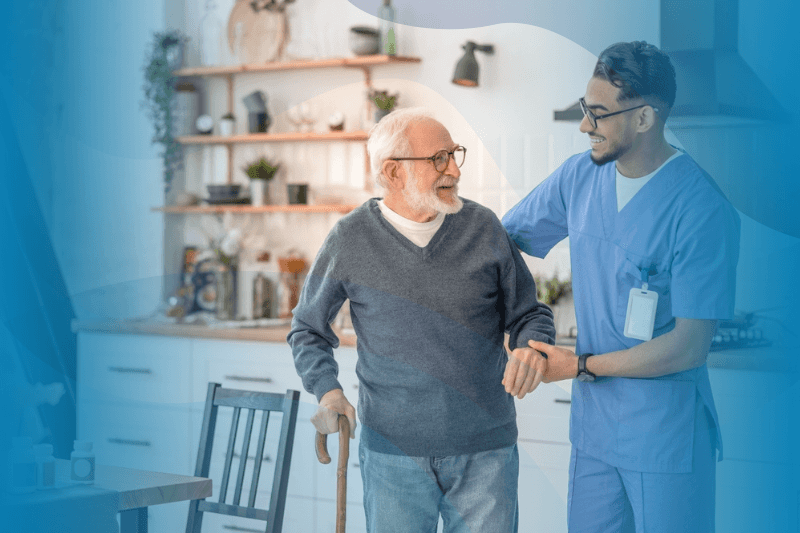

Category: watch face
[577, 372, 595, 383]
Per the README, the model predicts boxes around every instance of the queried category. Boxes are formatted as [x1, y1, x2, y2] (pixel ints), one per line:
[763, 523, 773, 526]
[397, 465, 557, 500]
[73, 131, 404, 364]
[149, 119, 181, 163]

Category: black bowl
[207, 184, 242, 200]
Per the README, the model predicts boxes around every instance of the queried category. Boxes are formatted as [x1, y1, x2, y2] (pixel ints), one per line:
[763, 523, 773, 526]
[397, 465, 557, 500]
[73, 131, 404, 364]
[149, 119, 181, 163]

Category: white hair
[366, 107, 436, 189]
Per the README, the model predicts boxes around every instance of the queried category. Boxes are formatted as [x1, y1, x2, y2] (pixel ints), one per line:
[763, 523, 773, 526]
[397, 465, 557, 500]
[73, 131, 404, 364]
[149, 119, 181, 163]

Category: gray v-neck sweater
[288, 198, 555, 456]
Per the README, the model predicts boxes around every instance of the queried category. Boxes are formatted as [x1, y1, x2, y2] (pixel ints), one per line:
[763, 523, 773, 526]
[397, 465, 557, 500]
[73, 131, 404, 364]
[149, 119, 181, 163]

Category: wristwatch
[576, 353, 596, 382]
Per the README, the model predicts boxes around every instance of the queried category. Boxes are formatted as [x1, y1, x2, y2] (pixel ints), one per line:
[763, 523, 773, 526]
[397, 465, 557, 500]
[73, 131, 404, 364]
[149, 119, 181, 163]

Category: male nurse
[502, 41, 740, 532]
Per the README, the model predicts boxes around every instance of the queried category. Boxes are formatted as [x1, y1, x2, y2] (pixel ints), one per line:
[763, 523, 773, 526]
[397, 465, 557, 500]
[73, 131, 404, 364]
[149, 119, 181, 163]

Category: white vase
[250, 180, 268, 206]
[218, 118, 235, 136]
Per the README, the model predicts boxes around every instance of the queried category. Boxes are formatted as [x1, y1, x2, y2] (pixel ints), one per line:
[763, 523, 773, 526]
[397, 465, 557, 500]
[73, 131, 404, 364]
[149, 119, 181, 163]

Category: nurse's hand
[312, 388, 357, 439]
[528, 340, 579, 382]
[502, 344, 547, 399]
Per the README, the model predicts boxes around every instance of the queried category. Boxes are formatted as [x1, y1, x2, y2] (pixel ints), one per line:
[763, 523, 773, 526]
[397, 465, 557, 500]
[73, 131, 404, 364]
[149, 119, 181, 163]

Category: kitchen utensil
[349, 26, 380, 56]
[253, 272, 275, 318]
[242, 90, 267, 113]
[315, 416, 350, 533]
[227, 0, 287, 63]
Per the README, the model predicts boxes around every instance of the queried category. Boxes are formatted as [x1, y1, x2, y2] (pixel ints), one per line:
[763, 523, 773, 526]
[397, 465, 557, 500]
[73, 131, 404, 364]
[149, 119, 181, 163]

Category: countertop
[72, 320, 796, 373]
[72, 319, 358, 347]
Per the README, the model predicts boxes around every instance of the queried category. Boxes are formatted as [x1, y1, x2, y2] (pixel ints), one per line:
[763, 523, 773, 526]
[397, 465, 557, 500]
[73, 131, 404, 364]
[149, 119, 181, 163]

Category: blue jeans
[359, 440, 519, 533]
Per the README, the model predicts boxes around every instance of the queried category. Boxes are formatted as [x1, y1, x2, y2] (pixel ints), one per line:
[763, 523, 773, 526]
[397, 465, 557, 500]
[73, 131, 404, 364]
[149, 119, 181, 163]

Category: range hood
[555, 0, 786, 126]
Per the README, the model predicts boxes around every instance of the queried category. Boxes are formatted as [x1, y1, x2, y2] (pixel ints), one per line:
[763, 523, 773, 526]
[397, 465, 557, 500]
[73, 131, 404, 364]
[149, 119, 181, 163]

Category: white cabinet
[515, 381, 572, 533]
[76, 332, 364, 533]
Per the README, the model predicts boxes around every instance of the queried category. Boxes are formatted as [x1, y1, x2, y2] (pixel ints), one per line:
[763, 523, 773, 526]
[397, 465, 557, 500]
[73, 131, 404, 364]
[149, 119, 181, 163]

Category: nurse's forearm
[587, 318, 716, 378]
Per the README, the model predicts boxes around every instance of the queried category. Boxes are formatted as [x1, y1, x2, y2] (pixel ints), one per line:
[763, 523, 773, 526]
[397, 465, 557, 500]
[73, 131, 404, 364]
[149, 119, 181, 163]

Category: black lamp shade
[453, 46, 479, 87]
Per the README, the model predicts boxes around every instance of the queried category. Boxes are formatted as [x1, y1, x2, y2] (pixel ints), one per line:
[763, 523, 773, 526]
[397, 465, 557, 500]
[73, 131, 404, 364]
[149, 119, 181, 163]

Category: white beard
[402, 172, 463, 215]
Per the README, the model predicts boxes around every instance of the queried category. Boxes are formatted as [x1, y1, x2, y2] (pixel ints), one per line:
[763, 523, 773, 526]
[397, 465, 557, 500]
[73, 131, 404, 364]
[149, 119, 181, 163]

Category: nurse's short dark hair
[593, 41, 676, 121]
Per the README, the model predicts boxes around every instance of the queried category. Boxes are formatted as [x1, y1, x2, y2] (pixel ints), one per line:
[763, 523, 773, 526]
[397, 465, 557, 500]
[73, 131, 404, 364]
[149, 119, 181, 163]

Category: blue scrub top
[503, 150, 740, 473]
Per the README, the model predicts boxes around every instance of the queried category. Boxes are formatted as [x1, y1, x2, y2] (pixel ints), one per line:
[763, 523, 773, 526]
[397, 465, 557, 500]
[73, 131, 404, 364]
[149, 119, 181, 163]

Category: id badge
[624, 287, 658, 341]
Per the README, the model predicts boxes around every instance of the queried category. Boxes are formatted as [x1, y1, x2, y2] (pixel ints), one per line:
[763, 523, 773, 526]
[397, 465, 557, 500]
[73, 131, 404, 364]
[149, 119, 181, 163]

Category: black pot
[248, 112, 272, 133]
[287, 184, 308, 205]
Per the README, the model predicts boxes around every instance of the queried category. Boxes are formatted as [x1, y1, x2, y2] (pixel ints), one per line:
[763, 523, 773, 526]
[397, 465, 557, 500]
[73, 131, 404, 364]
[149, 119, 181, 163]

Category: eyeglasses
[579, 97, 657, 129]
[390, 146, 467, 173]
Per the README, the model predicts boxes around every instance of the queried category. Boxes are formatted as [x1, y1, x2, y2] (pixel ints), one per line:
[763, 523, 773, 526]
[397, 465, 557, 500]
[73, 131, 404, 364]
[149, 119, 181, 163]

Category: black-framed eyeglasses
[390, 146, 467, 173]
[579, 97, 657, 129]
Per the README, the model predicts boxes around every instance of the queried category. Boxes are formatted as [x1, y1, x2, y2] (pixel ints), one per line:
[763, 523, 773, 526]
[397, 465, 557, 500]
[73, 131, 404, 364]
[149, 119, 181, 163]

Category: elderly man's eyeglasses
[579, 97, 657, 129]
[390, 146, 467, 173]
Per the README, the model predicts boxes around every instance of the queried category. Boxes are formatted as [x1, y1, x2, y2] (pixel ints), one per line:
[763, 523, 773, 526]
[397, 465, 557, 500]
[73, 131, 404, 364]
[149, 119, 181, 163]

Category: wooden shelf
[153, 204, 358, 214]
[177, 130, 368, 145]
[173, 55, 421, 77]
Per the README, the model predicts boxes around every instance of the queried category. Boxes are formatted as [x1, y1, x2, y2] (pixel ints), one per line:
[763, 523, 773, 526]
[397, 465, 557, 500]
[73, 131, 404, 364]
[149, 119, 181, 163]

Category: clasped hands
[503, 340, 579, 399]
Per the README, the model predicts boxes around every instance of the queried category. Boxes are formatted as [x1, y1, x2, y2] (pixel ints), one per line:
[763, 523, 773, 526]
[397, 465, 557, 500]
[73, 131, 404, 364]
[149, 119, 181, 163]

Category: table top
[87, 462, 212, 511]
[4, 461, 212, 512]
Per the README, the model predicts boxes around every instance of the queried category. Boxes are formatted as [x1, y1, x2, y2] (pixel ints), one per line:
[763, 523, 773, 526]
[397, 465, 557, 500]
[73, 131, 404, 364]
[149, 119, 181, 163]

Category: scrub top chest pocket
[615, 250, 673, 333]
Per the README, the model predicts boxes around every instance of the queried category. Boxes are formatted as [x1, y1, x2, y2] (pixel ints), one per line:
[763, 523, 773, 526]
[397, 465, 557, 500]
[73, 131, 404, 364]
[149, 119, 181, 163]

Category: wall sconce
[452, 41, 495, 87]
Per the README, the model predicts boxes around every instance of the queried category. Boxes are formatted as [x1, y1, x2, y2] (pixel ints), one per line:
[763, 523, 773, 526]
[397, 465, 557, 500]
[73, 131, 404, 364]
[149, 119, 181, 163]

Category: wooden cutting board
[227, 0, 288, 63]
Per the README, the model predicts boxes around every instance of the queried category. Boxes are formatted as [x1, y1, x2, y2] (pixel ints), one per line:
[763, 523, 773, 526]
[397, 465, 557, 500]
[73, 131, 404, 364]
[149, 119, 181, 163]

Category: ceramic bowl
[349, 26, 380, 56]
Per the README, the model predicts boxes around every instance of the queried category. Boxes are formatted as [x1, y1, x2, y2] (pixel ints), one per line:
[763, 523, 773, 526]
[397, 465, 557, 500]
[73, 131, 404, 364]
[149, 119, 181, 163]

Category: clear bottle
[70, 440, 95, 484]
[378, 0, 397, 55]
[8, 437, 37, 494]
[200, 0, 222, 66]
[34, 443, 56, 490]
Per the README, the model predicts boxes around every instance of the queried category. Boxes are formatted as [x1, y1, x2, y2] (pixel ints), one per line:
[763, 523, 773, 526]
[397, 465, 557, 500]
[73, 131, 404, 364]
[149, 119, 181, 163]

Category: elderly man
[288, 107, 555, 533]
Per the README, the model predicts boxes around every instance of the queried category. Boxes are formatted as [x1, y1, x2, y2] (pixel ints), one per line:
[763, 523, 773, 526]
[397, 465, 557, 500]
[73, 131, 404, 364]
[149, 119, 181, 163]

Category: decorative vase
[250, 180, 269, 206]
[374, 107, 391, 123]
[218, 118, 235, 136]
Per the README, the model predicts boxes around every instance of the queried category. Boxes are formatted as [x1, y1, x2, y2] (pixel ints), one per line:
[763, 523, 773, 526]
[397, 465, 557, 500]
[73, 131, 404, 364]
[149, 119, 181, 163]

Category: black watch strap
[577, 353, 596, 380]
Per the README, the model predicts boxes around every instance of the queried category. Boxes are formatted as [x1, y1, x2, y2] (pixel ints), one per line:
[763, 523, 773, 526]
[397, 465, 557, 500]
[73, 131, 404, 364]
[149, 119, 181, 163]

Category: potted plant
[142, 30, 188, 192]
[243, 157, 280, 206]
[369, 89, 398, 123]
[219, 113, 236, 136]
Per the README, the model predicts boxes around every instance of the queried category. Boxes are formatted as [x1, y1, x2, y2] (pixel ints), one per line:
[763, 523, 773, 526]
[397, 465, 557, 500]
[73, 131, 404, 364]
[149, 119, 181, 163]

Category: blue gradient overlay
[2, 0, 798, 532]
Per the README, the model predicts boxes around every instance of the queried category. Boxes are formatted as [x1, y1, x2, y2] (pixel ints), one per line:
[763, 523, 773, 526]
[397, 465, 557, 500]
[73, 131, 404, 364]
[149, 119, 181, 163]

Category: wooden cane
[315, 415, 350, 533]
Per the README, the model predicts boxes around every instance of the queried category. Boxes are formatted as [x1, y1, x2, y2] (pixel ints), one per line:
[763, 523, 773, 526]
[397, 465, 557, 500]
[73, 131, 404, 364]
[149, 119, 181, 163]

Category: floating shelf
[173, 55, 421, 77]
[177, 131, 368, 145]
[153, 204, 358, 214]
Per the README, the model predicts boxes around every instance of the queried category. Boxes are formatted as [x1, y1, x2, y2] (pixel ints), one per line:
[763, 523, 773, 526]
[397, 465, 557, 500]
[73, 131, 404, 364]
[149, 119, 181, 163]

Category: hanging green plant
[142, 30, 187, 192]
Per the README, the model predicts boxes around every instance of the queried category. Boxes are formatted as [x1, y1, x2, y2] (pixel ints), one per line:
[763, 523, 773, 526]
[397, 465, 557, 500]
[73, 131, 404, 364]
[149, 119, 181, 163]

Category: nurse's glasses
[390, 146, 467, 173]
[579, 97, 659, 129]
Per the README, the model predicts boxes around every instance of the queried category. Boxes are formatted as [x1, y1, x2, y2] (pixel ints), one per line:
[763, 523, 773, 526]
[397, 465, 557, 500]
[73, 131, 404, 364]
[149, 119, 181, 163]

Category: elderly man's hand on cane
[312, 388, 357, 438]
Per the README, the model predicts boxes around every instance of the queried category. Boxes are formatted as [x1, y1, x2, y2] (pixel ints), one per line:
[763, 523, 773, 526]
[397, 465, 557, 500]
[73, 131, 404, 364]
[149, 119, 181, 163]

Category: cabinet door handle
[108, 366, 153, 375]
[223, 526, 263, 533]
[554, 398, 571, 404]
[224, 375, 273, 384]
[107, 438, 152, 447]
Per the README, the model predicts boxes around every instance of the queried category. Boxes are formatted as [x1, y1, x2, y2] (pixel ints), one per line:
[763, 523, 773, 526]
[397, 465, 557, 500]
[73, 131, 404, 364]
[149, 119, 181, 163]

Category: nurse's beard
[589, 137, 633, 166]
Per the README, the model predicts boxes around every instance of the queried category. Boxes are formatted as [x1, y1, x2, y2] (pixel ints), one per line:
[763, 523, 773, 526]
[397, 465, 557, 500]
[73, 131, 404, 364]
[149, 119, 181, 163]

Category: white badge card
[624, 287, 658, 341]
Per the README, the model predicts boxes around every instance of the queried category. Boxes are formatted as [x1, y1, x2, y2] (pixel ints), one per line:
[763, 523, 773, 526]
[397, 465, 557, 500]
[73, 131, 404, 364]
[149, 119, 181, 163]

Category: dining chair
[186, 382, 301, 533]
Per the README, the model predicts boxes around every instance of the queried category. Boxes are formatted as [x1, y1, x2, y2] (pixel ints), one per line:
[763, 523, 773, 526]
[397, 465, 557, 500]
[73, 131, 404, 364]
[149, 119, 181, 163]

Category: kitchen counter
[71, 319, 357, 347]
[72, 320, 795, 373]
